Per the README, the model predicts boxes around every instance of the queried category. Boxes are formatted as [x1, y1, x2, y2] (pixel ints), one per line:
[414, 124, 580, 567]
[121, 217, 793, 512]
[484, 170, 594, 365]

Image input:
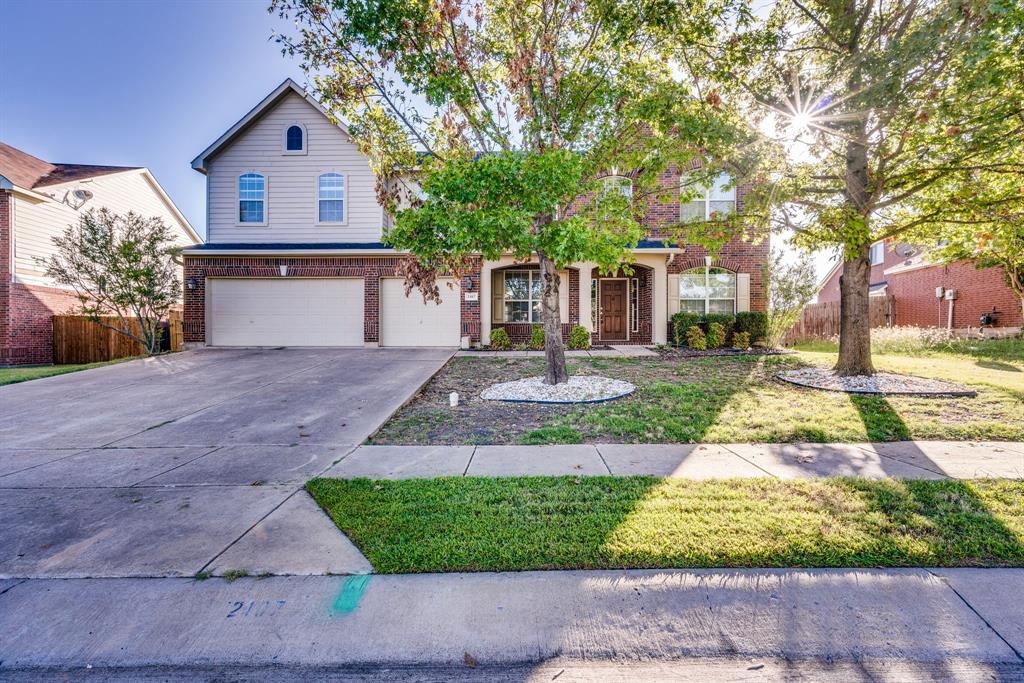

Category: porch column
[577, 261, 597, 332]
[481, 260, 495, 342]
[635, 253, 668, 344]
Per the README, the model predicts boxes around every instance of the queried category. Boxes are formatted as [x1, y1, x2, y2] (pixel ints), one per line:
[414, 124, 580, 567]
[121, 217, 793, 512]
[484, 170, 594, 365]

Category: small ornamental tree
[700, 0, 1024, 374]
[42, 209, 182, 356]
[763, 249, 818, 349]
[272, 0, 767, 384]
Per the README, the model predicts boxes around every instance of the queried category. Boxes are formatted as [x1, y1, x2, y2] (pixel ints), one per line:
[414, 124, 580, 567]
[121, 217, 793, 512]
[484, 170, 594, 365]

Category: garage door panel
[207, 278, 364, 347]
[380, 277, 460, 347]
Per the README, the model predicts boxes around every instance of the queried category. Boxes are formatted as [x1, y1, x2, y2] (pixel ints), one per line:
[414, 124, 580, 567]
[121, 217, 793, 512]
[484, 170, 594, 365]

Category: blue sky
[1, 0, 834, 279]
[0, 0, 300, 238]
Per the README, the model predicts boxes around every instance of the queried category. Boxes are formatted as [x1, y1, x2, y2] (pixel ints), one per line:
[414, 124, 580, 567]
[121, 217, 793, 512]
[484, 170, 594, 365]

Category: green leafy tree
[42, 209, 182, 356]
[764, 249, 818, 348]
[272, 0, 765, 383]
[706, 0, 1024, 374]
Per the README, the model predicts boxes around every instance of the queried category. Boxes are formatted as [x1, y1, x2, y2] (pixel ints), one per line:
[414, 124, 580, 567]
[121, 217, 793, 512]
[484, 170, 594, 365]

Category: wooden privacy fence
[52, 311, 184, 364]
[784, 296, 895, 344]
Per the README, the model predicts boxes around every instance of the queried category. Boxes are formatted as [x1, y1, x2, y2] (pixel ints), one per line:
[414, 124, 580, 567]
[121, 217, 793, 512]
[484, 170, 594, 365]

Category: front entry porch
[480, 253, 668, 346]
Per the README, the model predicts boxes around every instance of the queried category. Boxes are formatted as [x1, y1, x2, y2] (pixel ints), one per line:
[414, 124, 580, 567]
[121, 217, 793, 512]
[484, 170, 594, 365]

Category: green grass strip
[307, 476, 1024, 573]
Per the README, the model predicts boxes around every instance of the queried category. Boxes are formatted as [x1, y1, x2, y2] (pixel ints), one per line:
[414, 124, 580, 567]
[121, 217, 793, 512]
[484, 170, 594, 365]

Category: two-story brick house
[183, 79, 768, 348]
[0, 142, 200, 365]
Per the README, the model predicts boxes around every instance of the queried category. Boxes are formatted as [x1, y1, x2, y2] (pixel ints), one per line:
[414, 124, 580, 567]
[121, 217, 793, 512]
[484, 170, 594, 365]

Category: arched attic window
[283, 123, 306, 153]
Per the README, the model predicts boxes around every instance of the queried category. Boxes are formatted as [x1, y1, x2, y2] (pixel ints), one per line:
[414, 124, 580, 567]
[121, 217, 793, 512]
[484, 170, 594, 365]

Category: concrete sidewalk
[323, 440, 1024, 480]
[1, 568, 1022, 678]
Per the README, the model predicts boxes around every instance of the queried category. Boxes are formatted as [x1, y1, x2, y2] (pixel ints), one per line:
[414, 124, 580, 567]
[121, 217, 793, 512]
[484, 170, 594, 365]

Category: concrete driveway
[0, 347, 453, 579]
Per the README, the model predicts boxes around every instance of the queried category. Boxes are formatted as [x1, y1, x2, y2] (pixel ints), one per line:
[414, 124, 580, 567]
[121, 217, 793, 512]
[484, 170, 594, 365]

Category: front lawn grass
[307, 476, 1024, 573]
[370, 349, 1024, 444]
[0, 358, 133, 386]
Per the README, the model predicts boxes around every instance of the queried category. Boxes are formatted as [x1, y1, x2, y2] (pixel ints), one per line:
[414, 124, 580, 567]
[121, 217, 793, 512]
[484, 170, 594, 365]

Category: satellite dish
[72, 189, 94, 202]
[894, 243, 918, 258]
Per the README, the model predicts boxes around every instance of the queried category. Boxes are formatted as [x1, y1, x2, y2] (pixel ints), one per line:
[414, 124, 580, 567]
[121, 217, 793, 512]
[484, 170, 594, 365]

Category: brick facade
[817, 240, 1021, 331]
[888, 261, 1022, 330]
[491, 267, 582, 344]
[184, 254, 485, 345]
[1, 191, 82, 365]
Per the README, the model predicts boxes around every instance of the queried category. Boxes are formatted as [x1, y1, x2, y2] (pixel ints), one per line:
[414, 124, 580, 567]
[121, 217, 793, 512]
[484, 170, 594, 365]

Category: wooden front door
[599, 280, 628, 340]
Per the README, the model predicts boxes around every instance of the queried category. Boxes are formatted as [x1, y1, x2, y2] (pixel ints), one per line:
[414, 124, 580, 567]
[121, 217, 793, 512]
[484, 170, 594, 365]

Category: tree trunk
[836, 79, 875, 377]
[835, 247, 875, 376]
[537, 250, 569, 385]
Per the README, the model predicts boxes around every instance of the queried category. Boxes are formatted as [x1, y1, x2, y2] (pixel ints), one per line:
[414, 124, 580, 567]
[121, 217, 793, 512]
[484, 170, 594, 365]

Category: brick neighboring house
[183, 79, 768, 349]
[0, 143, 201, 365]
[816, 240, 1022, 333]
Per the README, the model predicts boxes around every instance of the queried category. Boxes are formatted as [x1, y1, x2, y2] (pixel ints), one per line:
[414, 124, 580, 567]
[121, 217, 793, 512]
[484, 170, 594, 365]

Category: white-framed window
[602, 174, 633, 199]
[680, 172, 736, 220]
[679, 266, 737, 314]
[317, 172, 346, 223]
[238, 173, 266, 224]
[283, 123, 307, 154]
[502, 270, 543, 323]
[869, 241, 885, 265]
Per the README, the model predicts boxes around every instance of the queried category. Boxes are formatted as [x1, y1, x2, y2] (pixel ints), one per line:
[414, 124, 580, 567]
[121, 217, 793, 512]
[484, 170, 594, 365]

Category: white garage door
[207, 278, 364, 347]
[379, 277, 461, 347]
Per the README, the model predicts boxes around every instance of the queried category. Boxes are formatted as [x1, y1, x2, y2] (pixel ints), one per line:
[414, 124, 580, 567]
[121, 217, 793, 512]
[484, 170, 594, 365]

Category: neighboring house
[0, 143, 201, 365]
[816, 241, 1022, 332]
[183, 79, 768, 349]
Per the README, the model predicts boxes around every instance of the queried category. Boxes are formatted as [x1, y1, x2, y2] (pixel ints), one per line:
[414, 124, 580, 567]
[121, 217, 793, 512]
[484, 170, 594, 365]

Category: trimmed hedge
[670, 310, 768, 347]
[735, 311, 768, 345]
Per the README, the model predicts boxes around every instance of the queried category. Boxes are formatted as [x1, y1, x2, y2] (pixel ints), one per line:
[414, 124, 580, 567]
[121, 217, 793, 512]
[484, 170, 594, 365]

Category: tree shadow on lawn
[849, 394, 913, 442]
[307, 475, 1024, 574]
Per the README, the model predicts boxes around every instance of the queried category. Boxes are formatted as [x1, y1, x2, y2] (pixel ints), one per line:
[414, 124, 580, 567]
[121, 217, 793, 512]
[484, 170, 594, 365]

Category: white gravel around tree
[481, 375, 635, 403]
[777, 368, 977, 397]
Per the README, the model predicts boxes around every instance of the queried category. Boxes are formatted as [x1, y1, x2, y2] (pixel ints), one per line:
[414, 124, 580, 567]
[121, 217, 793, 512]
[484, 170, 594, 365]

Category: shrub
[671, 311, 703, 345]
[706, 322, 727, 348]
[735, 311, 768, 344]
[568, 325, 591, 350]
[529, 324, 545, 350]
[704, 314, 735, 344]
[686, 325, 707, 350]
[489, 328, 512, 350]
[733, 331, 751, 349]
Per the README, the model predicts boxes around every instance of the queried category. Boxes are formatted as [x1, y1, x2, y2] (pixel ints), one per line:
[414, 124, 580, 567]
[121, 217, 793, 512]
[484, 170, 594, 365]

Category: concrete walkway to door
[0, 347, 453, 580]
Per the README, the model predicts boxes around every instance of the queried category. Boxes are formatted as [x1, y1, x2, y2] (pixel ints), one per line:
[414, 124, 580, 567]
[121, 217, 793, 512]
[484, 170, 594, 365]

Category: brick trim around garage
[183, 255, 484, 345]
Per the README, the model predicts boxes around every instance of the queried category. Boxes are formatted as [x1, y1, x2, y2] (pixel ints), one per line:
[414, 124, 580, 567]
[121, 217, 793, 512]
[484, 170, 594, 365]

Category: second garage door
[379, 277, 461, 347]
[207, 278, 364, 347]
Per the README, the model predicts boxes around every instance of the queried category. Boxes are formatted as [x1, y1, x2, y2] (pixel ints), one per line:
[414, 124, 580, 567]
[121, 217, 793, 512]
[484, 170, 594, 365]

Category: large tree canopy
[697, 0, 1024, 374]
[272, 0, 769, 383]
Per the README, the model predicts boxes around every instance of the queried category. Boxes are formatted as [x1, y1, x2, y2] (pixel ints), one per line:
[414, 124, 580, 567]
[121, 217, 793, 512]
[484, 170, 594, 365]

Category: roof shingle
[0, 141, 140, 189]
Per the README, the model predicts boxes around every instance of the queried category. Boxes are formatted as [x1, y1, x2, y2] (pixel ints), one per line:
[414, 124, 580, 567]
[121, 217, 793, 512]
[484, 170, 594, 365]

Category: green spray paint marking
[332, 575, 371, 615]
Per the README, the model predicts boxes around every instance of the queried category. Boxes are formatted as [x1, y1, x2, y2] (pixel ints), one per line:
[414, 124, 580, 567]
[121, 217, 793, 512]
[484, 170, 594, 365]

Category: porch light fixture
[464, 276, 473, 290]
[186, 277, 198, 291]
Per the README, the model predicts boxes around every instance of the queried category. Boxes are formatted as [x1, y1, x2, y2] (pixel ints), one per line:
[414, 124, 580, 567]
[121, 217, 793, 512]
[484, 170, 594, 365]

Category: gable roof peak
[190, 78, 346, 174]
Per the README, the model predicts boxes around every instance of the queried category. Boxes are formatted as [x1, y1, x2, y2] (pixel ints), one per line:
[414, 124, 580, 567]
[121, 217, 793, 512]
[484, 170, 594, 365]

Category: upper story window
[318, 173, 345, 223]
[869, 241, 885, 265]
[679, 266, 736, 314]
[238, 173, 266, 224]
[680, 172, 735, 220]
[283, 123, 307, 154]
[601, 174, 632, 199]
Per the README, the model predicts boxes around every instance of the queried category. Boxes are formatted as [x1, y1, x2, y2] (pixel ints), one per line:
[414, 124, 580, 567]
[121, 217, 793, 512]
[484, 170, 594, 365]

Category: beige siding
[13, 171, 196, 280]
[206, 91, 383, 243]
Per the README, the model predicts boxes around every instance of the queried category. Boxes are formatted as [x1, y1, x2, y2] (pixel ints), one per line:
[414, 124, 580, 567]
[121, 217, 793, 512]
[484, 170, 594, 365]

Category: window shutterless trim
[282, 122, 307, 155]
[315, 171, 348, 226]
[236, 171, 268, 226]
